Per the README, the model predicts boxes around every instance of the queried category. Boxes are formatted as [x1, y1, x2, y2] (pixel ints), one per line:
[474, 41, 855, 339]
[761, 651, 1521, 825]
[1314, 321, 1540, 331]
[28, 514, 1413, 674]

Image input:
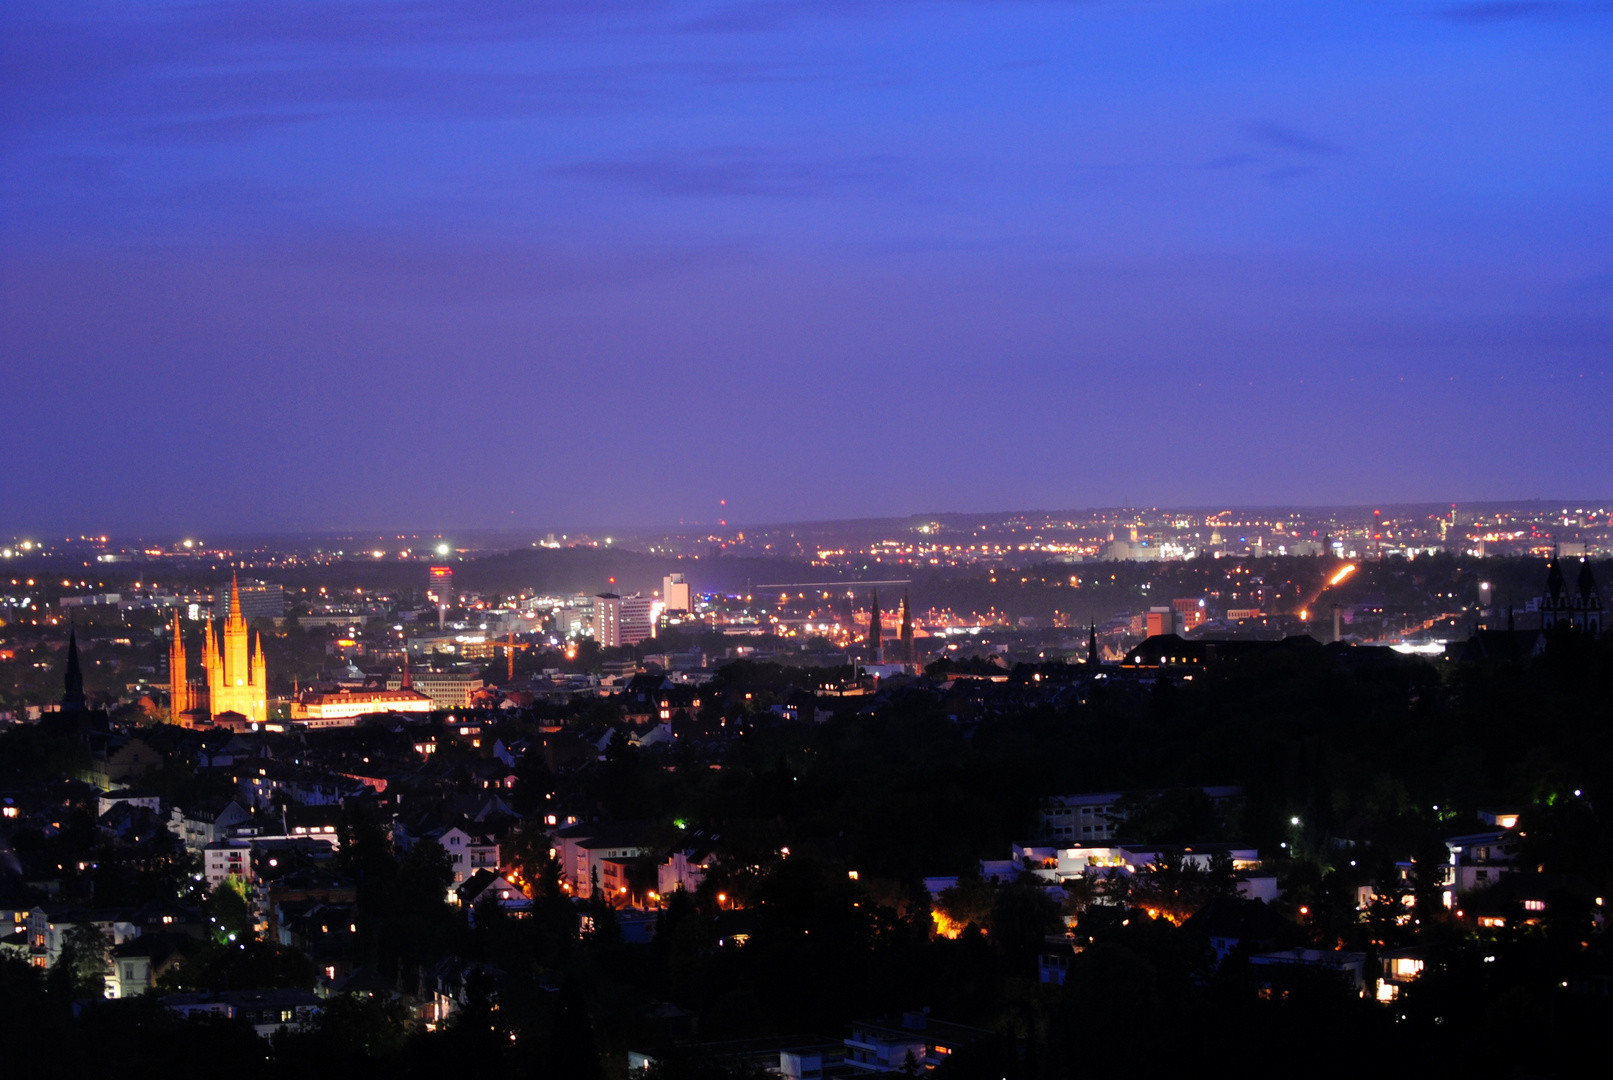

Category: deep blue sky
[3, 1, 1611, 534]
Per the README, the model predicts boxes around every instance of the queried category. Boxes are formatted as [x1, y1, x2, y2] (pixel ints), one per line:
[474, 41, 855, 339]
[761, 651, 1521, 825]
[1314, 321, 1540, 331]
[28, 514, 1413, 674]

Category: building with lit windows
[596, 592, 655, 648]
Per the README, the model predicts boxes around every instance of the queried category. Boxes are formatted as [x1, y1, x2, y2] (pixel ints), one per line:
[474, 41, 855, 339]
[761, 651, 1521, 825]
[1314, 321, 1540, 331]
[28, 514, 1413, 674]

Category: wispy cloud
[557, 148, 902, 198]
[1246, 123, 1339, 156]
[134, 112, 325, 146]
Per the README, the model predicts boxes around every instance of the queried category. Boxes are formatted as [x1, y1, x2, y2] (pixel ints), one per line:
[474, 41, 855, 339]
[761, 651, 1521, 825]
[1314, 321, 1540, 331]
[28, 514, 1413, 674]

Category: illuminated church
[169, 575, 268, 727]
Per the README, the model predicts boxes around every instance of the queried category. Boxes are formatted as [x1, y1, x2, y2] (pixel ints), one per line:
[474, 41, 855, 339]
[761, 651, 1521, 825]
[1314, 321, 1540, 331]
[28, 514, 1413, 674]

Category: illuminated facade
[168, 575, 268, 725]
[290, 687, 432, 725]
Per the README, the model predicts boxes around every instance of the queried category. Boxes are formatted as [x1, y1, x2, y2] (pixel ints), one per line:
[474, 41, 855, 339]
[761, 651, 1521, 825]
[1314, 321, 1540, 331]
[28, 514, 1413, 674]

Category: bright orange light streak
[1329, 564, 1356, 587]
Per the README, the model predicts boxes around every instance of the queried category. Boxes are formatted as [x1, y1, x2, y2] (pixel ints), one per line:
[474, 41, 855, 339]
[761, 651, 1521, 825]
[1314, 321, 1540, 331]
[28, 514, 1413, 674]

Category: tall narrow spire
[868, 590, 882, 662]
[62, 627, 87, 711]
[228, 572, 244, 627]
[1088, 622, 1099, 666]
[168, 612, 189, 719]
[401, 648, 412, 690]
[899, 589, 914, 665]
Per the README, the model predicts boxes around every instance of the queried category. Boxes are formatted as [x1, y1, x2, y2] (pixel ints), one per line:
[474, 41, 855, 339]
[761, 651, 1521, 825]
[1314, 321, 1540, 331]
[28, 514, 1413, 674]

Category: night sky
[3, 1, 1611, 534]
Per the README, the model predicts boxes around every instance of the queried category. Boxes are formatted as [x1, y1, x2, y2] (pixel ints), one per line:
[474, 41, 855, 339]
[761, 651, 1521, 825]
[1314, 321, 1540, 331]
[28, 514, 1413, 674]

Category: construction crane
[486, 631, 536, 681]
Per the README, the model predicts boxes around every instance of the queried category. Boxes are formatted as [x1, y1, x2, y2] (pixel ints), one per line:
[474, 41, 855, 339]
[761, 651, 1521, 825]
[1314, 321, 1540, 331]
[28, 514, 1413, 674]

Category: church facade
[1540, 557, 1603, 636]
[169, 576, 269, 726]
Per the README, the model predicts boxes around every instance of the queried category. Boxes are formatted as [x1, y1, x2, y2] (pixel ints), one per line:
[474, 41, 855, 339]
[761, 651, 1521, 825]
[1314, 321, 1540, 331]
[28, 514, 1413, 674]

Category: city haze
[5, 1, 1613, 532]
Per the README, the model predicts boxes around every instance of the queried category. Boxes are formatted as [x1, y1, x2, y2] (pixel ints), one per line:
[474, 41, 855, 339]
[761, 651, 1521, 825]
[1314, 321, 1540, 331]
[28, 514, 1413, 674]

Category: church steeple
[168, 611, 191, 719]
[899, 590, 914, 665]
[62, 628, 87, 711]
[868, 590, 882, 662]
[1088, 622, 1100, 666]
[1574, 558, 1602, 636]
[227, 572, 245, 627]
[202, 574, 268, 726]
[1545, 557, 1567, 602]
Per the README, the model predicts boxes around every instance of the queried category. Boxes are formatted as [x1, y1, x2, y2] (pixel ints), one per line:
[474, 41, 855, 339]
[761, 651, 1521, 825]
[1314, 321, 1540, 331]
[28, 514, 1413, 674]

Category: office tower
[596, 593, 622, 648]
[663, 573, 691, 612]
[212, 580, 285, 623]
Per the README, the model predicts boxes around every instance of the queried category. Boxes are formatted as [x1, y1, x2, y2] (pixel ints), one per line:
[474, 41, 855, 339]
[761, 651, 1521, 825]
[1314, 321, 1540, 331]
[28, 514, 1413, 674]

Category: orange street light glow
[1329, 564, 1356, 587]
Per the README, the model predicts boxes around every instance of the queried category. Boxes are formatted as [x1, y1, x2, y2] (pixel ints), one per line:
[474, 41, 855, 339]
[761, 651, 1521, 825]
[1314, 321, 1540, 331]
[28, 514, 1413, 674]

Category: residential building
[170, 800, 255, 851]
[435, 826, 500, 885]
[108, 933, 191, 999]
[204, 840, 253, 888]
[1037, 786, 1243, 843]
[162, 989, 322, 1038]
[553, 823, 654, 899]
[843, 1013, 989, 1074]
[1248, 948, 1368, 997]
[1444, 829, 1519, 902]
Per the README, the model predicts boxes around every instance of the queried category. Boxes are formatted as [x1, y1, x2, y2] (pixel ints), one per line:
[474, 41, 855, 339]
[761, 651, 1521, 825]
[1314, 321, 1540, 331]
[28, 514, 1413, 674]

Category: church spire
[228, 572, 244, 627]
[1088, 622, 1100, 666]
[899, 589, 914, 665]
[868, 590, 882, 662]
[168, 611, 189, 719]
[62, 627, 87, 711]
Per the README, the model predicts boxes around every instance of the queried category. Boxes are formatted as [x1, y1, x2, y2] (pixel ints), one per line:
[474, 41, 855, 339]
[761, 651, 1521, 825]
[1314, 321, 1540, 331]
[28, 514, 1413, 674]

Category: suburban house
[108, 932, 192, 998]
[433, 826, 500, 885]
[161, 988, 323, 1037]
[553, 823, 654, 899]
[1037, 786, 1243, 843]
[1248, 948, 1369, 997]
[1182, 895, 1295, 966]
[456, 870, 532, 923]
[843, 1012, 990, 1074]
[1444, 829, 1519, 900]
[169, 800, 254, 851]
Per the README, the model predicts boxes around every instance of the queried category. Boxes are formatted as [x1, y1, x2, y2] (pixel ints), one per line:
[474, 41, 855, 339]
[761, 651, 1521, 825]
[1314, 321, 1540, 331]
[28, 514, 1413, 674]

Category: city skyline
[2, 5, 1609, 1070]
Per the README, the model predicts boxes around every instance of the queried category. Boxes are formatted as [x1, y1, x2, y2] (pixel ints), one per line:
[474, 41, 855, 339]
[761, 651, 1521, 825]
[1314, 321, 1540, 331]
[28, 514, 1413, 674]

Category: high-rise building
[170, 575, 267, 726]
[1171, 597, 1206, 632]
[595, 593, 622, 648]
[663, 573, 691, 613]
[212, 580, 284, 624]
[597, 592, 653, 648]
[1146, 607, 1176, 637]
[620, 593, 654, 645]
